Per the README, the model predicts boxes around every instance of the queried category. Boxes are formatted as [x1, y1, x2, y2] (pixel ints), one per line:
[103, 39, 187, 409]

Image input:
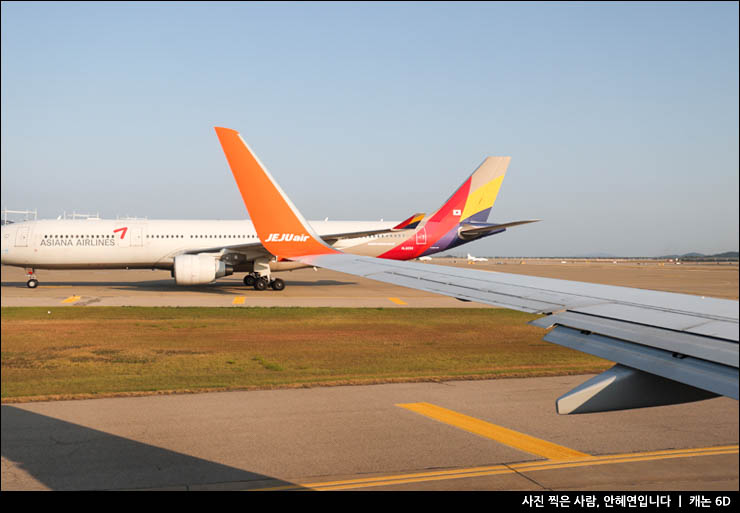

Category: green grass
[1, 307, 610, 401]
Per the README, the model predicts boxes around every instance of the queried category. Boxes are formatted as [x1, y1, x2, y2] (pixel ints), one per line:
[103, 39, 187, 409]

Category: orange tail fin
[214, 127, 337, 259]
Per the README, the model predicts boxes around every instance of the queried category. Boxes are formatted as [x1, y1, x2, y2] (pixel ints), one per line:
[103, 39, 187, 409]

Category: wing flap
[569, 303, 739, 341]
[543, 325, 738, 400]
[530, 311, 739, 367]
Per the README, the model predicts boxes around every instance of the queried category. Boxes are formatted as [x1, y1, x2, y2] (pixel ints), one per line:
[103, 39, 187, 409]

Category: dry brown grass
[1, 307, 610, 402]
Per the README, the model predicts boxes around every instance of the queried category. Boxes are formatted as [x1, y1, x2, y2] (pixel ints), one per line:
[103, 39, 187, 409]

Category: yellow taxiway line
[61, 295, 81, 304]
[387, 297, 408, 305]
[253, 401, 738, 491]
[258, 445, 739, 491]
[398, 402, 589, 460]
[232, 296, 246, 305]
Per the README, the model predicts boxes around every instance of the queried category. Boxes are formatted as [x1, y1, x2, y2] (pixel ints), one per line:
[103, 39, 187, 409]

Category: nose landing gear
[25, 268, 39, 288]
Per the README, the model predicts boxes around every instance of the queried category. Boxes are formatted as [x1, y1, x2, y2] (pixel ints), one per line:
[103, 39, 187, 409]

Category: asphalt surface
[1, 265, 493, 308]
[2, 377, 738, 491]
[2, 259, 737, 307]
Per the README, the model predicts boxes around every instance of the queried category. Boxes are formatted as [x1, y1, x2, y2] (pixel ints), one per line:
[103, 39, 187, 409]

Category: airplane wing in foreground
[214, 126, 739, 414]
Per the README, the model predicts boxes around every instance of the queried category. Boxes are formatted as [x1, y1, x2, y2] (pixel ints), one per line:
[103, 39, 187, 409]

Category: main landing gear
[243, 273, 286, 291]
[25, 268, 39, 289]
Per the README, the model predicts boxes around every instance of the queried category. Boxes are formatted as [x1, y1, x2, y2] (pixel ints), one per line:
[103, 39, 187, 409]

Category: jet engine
[173, 254, 233, 285]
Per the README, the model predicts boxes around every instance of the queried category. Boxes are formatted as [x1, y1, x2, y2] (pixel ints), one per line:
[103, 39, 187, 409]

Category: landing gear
[244, 256, 286, 291]
[25, 268, 39, 289]
[242, 273, 286, 291]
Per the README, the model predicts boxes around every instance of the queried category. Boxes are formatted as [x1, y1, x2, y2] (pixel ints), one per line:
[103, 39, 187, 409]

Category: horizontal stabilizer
[458, 219, 540, 240]
[393, 213, 425, 230]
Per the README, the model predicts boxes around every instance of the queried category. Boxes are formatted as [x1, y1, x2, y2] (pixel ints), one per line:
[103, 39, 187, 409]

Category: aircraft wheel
[244, 274, 256, 286]
[270, 278, 285, 291]
[27, 279, 39, 289]
[254, 277, 268, 291]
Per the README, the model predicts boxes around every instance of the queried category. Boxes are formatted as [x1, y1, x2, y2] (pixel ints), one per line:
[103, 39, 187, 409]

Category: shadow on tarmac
[1, 406, 301, 491]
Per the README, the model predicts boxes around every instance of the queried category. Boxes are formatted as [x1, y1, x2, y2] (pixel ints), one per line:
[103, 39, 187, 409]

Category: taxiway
[2, 377, 737, 491]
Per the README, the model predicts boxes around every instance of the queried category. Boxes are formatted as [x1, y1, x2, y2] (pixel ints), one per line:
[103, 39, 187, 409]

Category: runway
[2, 377, 738, 491]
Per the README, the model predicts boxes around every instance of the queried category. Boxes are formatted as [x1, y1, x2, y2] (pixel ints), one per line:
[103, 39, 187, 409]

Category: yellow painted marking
[397, 402, 588, 461]
[387, 297, 407, 305]
[61, 295, 81, 304]
[232, 296, 246, 305]
[255, 445, 739, 491]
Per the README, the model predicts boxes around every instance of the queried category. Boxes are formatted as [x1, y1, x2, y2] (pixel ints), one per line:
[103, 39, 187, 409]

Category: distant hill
[658, 251, 738, 260]
[712, 251, 740, 259]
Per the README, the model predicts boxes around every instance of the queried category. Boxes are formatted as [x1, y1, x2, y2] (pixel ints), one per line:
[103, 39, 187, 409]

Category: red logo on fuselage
[113, 227, 128, 240]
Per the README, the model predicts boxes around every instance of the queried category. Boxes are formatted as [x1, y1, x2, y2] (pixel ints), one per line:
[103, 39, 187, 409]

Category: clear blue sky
[2, 1, 737, 256]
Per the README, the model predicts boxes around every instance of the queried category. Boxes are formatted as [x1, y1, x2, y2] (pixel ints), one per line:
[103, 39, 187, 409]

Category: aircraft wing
[214, 126, 739, 414]
[294, 253, 738, 413]
[181, 240, 271, 260]
[320, 227, 397, 244]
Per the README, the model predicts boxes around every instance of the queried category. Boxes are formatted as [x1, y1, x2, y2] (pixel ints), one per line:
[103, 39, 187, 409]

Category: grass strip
[1, 307, 610, 402]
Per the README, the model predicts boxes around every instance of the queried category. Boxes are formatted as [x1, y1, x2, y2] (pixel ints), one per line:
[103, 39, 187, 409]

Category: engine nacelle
[173, 254, 233, 285]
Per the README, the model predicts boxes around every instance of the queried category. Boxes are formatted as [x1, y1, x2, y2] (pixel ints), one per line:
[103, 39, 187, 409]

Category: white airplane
[467, 253, 488, 262]
[214, 126, 738, 415]
[0, 136, 538, 290]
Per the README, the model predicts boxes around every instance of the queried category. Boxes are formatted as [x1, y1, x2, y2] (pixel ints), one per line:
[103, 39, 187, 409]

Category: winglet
[214, 127, 338, 259]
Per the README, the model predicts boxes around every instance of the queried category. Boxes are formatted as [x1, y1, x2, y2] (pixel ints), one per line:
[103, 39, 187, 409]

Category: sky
[1, 1, 738, 257]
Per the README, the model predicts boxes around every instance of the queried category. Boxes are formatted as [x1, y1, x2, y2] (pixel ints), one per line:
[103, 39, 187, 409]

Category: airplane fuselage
[0, 219, 402, 271]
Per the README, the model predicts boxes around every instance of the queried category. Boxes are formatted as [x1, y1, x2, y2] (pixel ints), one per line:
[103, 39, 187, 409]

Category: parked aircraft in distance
[0, 134, 537, 290]
[216, 126, 738, 415]
[467, 253, 488, 262]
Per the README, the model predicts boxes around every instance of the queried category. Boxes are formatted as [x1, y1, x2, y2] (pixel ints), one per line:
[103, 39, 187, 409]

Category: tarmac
[2, 258, 737, 307]
[2, 377, 737, 491]
[1, 259, 738, 491]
